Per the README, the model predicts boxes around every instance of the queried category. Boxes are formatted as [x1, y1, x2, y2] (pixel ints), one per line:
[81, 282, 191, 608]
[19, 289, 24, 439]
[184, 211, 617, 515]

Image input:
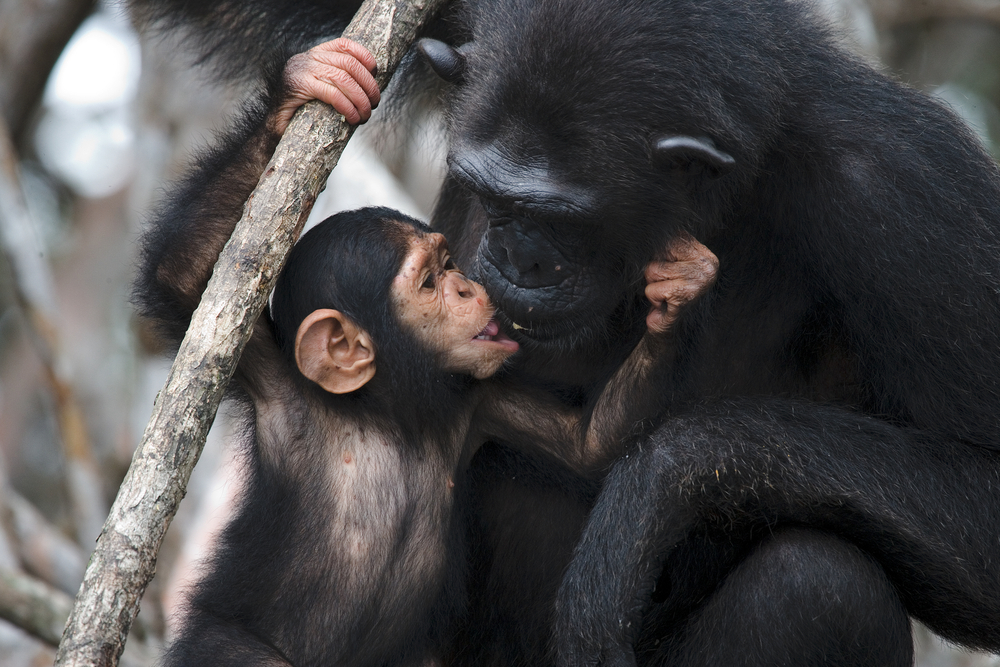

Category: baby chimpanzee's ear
[295, 309, 376, 394]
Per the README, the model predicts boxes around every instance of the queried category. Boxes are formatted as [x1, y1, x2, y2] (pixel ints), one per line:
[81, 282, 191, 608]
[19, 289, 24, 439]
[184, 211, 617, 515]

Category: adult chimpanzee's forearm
[133, 100, 280, 347]
[554, 397, 1000, 665]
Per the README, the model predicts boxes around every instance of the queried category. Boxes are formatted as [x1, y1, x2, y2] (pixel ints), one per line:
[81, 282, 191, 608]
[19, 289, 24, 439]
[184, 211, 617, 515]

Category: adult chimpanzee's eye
[422, 274, 436, 290]
[480, 198, 512, 219]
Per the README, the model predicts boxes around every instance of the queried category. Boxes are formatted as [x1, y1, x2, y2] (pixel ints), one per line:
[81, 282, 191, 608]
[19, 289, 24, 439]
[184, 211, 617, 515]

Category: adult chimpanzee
[131, 0, 1000, 663]
[135, 40, 719, 666]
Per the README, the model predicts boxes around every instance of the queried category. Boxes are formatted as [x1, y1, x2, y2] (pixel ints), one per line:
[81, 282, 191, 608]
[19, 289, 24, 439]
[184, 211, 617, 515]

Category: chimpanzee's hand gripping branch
[53, 2, 447, 666]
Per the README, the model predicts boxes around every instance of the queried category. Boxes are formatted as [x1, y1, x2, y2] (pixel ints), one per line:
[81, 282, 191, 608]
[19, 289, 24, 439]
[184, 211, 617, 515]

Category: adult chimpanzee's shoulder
[133, 100, 275, 347]
[128, 0, 363, 84]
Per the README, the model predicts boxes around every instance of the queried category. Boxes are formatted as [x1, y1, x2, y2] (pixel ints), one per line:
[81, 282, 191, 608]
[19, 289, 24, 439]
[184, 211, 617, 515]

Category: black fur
[135, 98, 475, 662]
[446, 0, 1000, 659]
[557, 399, 1000, 665]
[129, 0, 360, 82]
[133, 91, 611, 666]
[131, 0, 1000, 663]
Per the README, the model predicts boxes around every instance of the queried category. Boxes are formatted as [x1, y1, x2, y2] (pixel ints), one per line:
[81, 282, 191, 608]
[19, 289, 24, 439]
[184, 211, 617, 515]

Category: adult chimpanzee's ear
[417, 38, 467, 84]
[652, 135, 736, 178]
[295, 309, 376, 394]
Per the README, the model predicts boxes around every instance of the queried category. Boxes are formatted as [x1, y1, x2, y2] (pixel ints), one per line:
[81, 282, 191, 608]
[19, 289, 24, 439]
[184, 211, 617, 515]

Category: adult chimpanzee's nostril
[501, 236, 540, 275]
[485, 218, 567, 288]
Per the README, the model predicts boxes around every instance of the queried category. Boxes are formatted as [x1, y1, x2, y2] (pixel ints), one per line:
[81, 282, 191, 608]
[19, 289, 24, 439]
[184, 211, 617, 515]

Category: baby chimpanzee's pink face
[392, 231, 519, 379]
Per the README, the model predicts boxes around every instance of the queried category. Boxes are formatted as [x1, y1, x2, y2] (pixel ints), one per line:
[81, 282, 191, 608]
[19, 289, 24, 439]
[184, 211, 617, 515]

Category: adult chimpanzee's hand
[271, 38, 381, 133]
[644, 233, 718, 333]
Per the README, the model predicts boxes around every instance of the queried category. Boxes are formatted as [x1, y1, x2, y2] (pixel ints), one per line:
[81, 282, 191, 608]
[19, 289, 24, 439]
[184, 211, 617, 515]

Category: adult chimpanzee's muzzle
[482, 216, 567, 289]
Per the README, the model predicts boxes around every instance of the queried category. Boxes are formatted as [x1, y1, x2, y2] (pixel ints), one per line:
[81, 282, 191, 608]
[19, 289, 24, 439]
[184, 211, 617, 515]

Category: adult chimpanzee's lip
[475, 248, 627, 344]
[493, 311, 564, 343]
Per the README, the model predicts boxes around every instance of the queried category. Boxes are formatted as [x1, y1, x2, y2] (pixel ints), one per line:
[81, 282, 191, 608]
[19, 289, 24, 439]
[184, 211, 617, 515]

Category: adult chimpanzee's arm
[134, 107, 281, 347]
[553, 398, 1000, 666]
[134, 39, 378, 349]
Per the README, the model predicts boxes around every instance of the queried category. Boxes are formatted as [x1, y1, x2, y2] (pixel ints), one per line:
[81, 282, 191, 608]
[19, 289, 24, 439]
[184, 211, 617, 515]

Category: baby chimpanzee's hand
[644, 233, 718, 334]
[271, 38, 381, 134]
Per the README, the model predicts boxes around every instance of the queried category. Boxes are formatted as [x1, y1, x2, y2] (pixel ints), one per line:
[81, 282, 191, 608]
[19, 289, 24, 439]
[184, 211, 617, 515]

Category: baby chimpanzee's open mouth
[474, 319, 501, 340]
[472, 318, 520, 354]
[473, 318, 517, 347]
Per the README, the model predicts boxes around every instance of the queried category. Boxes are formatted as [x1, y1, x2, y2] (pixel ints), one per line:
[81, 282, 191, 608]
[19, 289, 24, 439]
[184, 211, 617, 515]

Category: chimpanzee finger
[301, 76, 366, 124]
[646, 281, 704, 333]
[310, 51, 381, 109]
[645, 260, 704, 282]
[314, 69, 372, 123]
[645, 259, 718, 290]
[646, 305, 676, 334]
[275, 48, 380, 129]
[657, 233, 719, 269]
[646, 280, 702, 309]
[312, 37, 378, 76]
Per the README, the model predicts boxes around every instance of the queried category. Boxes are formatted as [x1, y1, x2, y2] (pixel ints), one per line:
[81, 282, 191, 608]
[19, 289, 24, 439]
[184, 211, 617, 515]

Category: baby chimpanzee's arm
[475, 235, 718, 475]
[134, 39, 378, 347]
[581, 233, 719, 461]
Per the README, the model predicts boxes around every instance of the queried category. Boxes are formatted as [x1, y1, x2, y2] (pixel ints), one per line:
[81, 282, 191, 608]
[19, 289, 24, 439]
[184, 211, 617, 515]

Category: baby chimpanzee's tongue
[478, 320, 500, 338]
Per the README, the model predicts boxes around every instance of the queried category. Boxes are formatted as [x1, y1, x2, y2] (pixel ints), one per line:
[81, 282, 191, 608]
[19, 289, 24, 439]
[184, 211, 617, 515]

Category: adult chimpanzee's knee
[131, 0, 1000, 661]
[656, 528, 912, 667]
[556, 398, 1000, 666]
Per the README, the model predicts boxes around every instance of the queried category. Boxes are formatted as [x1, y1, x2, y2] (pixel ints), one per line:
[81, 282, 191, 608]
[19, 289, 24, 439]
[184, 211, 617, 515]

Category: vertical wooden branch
[54, 0, 447, 665]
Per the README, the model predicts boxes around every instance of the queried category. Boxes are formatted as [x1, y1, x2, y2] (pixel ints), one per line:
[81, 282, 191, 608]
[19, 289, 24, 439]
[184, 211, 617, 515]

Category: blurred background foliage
[0, 0, 998, 664]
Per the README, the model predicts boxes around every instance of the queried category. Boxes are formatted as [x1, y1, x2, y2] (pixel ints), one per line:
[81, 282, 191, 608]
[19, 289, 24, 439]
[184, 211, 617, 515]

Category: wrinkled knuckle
[329, 67, 353, 86]
[645, 263, 667, 279]
[331, 51, 356, 68]
[679, 285, 700, 301]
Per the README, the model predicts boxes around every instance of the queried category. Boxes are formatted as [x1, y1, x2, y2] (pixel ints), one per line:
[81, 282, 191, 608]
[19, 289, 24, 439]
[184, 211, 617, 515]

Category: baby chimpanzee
[136, 38, 718, 667]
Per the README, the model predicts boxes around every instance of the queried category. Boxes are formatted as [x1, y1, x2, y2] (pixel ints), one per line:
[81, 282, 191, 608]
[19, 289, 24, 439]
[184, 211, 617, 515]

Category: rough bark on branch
[0, 564, 152, 666]
[54, 0, 448, 665]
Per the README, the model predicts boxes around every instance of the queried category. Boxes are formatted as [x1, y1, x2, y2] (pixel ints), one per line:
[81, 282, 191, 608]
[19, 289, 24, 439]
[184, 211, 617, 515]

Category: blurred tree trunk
[0, 567, 72, 646]
[0, 0, 95, 144]
[870, 0, 1000, 26]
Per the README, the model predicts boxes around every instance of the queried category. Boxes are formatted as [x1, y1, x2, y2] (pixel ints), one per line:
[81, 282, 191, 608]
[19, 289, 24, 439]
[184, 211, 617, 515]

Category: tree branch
[0, 0, 95, 143]
[0, 567, 73, 647]
[869, 0, 1000, 27]
[54, 0, 448, 665]
[0, 487, 86, 595]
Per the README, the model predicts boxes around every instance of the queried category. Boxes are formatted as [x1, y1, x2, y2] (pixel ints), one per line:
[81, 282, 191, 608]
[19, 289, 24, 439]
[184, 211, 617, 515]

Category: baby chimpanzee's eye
[444, 257, 457, 270]
[422, 273, 436, 290]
